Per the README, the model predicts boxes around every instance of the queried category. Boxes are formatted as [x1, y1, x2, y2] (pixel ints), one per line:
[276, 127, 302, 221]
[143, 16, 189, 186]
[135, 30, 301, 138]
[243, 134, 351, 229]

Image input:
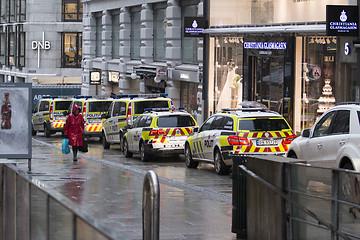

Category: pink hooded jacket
[64, 104, 84, 146]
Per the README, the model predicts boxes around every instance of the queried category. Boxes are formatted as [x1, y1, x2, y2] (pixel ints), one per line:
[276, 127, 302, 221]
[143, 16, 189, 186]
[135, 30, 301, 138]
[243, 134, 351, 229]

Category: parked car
[101, 93, 174, 150]
[185, 108, 295, 174]
[287, 103, 360, 171]
[32, 96, 72, 137]
[123, 108, 197, 162]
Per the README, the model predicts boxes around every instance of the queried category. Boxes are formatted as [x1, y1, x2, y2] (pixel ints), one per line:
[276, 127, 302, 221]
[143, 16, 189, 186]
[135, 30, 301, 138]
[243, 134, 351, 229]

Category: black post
[202, 0, 209, 121]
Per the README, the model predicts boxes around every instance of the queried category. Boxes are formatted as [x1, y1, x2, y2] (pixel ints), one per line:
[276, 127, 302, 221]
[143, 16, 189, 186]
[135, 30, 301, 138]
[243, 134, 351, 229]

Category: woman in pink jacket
[64, 104, 84, 161]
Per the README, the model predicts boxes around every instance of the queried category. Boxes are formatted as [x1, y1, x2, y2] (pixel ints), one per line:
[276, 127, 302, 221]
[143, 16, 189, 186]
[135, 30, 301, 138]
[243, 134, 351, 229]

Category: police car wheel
[124, 139, 133, 158]
[214, 149, 229, 175]
[140, 142, 150, 162]
[44, 125, 51, 138]
[119, 133, 124, 152]
[185, 144, 198, 168]
[102, 133, 110, 149]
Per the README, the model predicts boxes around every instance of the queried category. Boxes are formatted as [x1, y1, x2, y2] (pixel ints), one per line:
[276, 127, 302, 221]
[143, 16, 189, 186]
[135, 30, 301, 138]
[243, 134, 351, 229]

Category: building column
[101, 10, 112, 95]
[141, 4, 153, 64]
[119, 7, 131, 95]
[197, 0, 205, 123]
[82, 11, 96, 95]
[166, 0, 181, 106]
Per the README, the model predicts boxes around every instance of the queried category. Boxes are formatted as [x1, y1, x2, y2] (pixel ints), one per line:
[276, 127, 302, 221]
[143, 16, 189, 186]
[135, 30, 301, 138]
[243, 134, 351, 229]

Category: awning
[32, 77, 82, 85]
[204, 24, 326, 35]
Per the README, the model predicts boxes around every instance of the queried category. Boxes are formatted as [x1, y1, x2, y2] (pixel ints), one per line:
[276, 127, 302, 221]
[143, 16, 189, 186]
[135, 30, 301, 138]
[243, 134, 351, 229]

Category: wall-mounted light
[131, 68, 137, 80]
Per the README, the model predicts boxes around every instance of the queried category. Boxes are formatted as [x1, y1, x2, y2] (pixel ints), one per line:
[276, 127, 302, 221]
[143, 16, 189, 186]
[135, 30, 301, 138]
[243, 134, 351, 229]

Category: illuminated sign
[244, 42, 287, 50]
[327, 5, 358, 36]
[184, 17, 205, 37]
[90, 71, 101, 85]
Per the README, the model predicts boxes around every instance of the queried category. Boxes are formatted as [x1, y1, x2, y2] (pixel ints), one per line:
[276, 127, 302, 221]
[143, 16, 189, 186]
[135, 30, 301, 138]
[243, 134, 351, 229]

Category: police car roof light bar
[221, 107, 268, 113]
[111, 93, 168, 99]
[74, 95, 93, 99]
[144, 107, 185, 113]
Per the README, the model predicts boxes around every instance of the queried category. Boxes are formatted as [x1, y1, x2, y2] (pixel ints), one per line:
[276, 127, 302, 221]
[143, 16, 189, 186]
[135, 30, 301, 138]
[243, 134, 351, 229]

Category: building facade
[0, 0, 83, 85]
[81, 0, 204, 122]
[205, 0, 358, 133]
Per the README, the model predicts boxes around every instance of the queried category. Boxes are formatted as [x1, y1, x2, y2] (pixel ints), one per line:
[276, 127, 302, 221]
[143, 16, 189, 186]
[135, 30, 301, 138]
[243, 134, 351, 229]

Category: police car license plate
[256, 139, 278, 146]
[168, 136, 187, 141]
[88, 119, 102, 124]
[55, 116, 66, 120]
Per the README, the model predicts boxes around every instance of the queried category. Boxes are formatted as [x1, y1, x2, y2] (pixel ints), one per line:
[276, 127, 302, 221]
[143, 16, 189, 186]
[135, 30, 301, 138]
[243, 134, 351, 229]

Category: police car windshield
[238, 118, 290, 131]
[88, 101, 112, 113]
[134, 100, 169, 114]
[55, 101, 72, 111]
[157, 115, 196, 127]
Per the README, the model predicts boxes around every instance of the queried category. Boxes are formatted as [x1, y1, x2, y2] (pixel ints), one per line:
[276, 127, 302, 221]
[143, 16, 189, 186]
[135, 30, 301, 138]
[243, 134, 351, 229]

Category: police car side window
[144, 116, 152, 127]
[39, 101, 49, 112]
[211, 116, 224, 130]
[113, 102, 120, 116]
[200, 116, 216, 132]
[119, 102, 127, 115]
[220, 117, 234, 130]
[132, 116, 142, 128]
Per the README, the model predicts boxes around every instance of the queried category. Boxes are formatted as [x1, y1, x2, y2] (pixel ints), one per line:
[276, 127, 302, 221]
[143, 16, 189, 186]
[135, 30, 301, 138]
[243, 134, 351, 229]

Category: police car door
[193, 116, 216, 160]
[104, 102, 115, 142]
[127, 116, 143, 151]
[203, 115, 224, 159]
[32, 101, 41, 131]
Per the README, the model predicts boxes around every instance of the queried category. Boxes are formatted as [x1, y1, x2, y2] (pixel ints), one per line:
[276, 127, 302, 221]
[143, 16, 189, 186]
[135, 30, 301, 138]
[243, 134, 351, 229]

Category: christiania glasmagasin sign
[184, 17, 205, 37]
[326, 5, 358, 36]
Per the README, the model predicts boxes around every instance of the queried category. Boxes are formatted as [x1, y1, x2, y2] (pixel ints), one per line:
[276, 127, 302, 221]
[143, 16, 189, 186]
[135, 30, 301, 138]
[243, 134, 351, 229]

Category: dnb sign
[32, 32, 51, 68]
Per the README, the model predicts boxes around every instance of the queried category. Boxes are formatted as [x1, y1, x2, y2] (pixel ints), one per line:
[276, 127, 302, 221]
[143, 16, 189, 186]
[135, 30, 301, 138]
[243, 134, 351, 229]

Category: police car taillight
[284, 135, 296, 144]
[227, 136, 249, 146]
[126, 102, 132, 125]
[149, 130, 167, 136]
[82, 102, 87, 116]
[49, 103, 54, 120]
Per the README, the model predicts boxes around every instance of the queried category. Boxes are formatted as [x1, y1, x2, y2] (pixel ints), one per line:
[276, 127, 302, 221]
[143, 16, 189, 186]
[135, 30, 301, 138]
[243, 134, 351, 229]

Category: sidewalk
[11, 138, 236, 240]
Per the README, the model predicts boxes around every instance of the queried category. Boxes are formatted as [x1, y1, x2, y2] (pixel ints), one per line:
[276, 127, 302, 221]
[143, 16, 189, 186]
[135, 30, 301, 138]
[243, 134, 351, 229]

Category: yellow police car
[123, 108, 198, 162]
[32, 97, 73, 137]
[101, 93, 174, 150]
[184, 108, 296, 174]
[68, 96, 113, 138]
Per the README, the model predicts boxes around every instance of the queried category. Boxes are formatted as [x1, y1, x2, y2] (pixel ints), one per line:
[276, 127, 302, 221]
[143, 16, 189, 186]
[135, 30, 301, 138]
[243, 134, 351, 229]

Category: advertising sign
[0, 83, 32, 159]
[326, 5, 359, 36]
[90, 71, 101, 85]
[184, 17, 205, 37]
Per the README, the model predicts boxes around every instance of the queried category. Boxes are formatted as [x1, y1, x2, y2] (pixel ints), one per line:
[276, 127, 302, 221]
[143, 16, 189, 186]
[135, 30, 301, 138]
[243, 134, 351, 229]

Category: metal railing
[0, 163, 120, 240]
[232, 155, 360, 240]
[142, 170, 160, 240]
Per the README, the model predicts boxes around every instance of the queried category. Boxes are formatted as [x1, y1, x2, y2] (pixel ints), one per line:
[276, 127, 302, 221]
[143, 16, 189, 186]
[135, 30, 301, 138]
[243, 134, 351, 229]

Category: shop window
[180, 81, 199, 116]
[62, 33, 82, 68]
[63, 0, 82, 22]
[153, 4, 166, 62]
[301, 36, 337, 129]
[130, 7, 141, 60]
[112, 12, 120, 59]
[211, 36, 243, 113]
[95, 15, 102, 57]
[181, 3, 199, 64]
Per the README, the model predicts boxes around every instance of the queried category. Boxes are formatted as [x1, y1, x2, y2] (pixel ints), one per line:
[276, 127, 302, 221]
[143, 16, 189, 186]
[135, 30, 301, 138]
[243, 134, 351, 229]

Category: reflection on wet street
[15, 134, 236, 240]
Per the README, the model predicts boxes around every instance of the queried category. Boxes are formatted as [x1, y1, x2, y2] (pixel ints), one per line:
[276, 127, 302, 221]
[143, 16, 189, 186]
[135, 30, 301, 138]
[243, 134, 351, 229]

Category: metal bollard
[142, 170, 160, 240]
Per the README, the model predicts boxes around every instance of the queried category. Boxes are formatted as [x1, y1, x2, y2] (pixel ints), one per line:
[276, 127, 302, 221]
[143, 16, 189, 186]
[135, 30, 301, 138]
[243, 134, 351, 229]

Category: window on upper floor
[112, 11, 120, 59]
[95, 14, 102, 57]
[16, 0, 25, 22]
[7, 26, 15, 66]
[0, 0, 26, 23]
[130, 6, 141, 60]
[62, 32, 82, 68]
[63, 0, 83, 22]
[181, 1, 199, 65]
[153, 3, 167, 62]
[17, 24, 25, 67]
[0, 31, 5, 65]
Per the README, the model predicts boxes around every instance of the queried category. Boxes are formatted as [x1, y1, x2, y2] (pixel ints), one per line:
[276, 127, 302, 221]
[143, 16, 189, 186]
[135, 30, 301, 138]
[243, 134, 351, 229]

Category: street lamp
[131, 68, 137, 80]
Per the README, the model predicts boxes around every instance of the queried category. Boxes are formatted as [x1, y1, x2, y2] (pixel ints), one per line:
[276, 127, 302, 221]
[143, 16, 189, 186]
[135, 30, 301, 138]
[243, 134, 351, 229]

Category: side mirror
[124, 125, 131, 130]
[193, 127, 199, 133]
[101, 113, 110, 119]
[301, 129, 310, 138]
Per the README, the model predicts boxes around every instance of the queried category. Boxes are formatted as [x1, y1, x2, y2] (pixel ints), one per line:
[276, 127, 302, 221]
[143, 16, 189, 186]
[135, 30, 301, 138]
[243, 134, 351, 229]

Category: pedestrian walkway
[11, 138, 236, 240]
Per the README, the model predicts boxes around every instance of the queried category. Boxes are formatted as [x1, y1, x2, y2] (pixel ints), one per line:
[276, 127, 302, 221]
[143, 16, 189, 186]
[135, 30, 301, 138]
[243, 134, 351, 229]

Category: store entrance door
[249, 56, 285, 112]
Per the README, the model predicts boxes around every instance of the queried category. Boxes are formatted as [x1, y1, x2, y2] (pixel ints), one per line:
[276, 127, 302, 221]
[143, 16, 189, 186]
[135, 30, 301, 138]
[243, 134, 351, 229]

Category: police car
[184, 108, 296, 174]
[32, 97, 73, 137]
[123, 108, 198, 162]
[68, 96, 113, 138]
[101, 93, 174, 150]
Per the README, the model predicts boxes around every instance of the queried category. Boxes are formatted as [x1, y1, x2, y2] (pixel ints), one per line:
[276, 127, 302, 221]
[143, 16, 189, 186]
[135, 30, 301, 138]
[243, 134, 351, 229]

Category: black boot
[72, 146, 78, 161]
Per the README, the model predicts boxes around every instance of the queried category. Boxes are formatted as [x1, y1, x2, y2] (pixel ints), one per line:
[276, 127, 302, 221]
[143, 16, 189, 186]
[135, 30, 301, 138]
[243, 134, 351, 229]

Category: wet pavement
[10, 137, 237, 240]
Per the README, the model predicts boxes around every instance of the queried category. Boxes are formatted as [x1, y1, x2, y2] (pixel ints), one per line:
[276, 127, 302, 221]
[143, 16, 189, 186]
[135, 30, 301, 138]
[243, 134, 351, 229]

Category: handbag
[62, 139, 70, 154]
[79, 137, 88, 153]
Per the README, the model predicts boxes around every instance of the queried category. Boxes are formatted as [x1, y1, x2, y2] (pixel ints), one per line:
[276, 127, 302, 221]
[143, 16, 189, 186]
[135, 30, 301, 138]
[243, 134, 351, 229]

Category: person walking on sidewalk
[64, 104, 84, 161]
